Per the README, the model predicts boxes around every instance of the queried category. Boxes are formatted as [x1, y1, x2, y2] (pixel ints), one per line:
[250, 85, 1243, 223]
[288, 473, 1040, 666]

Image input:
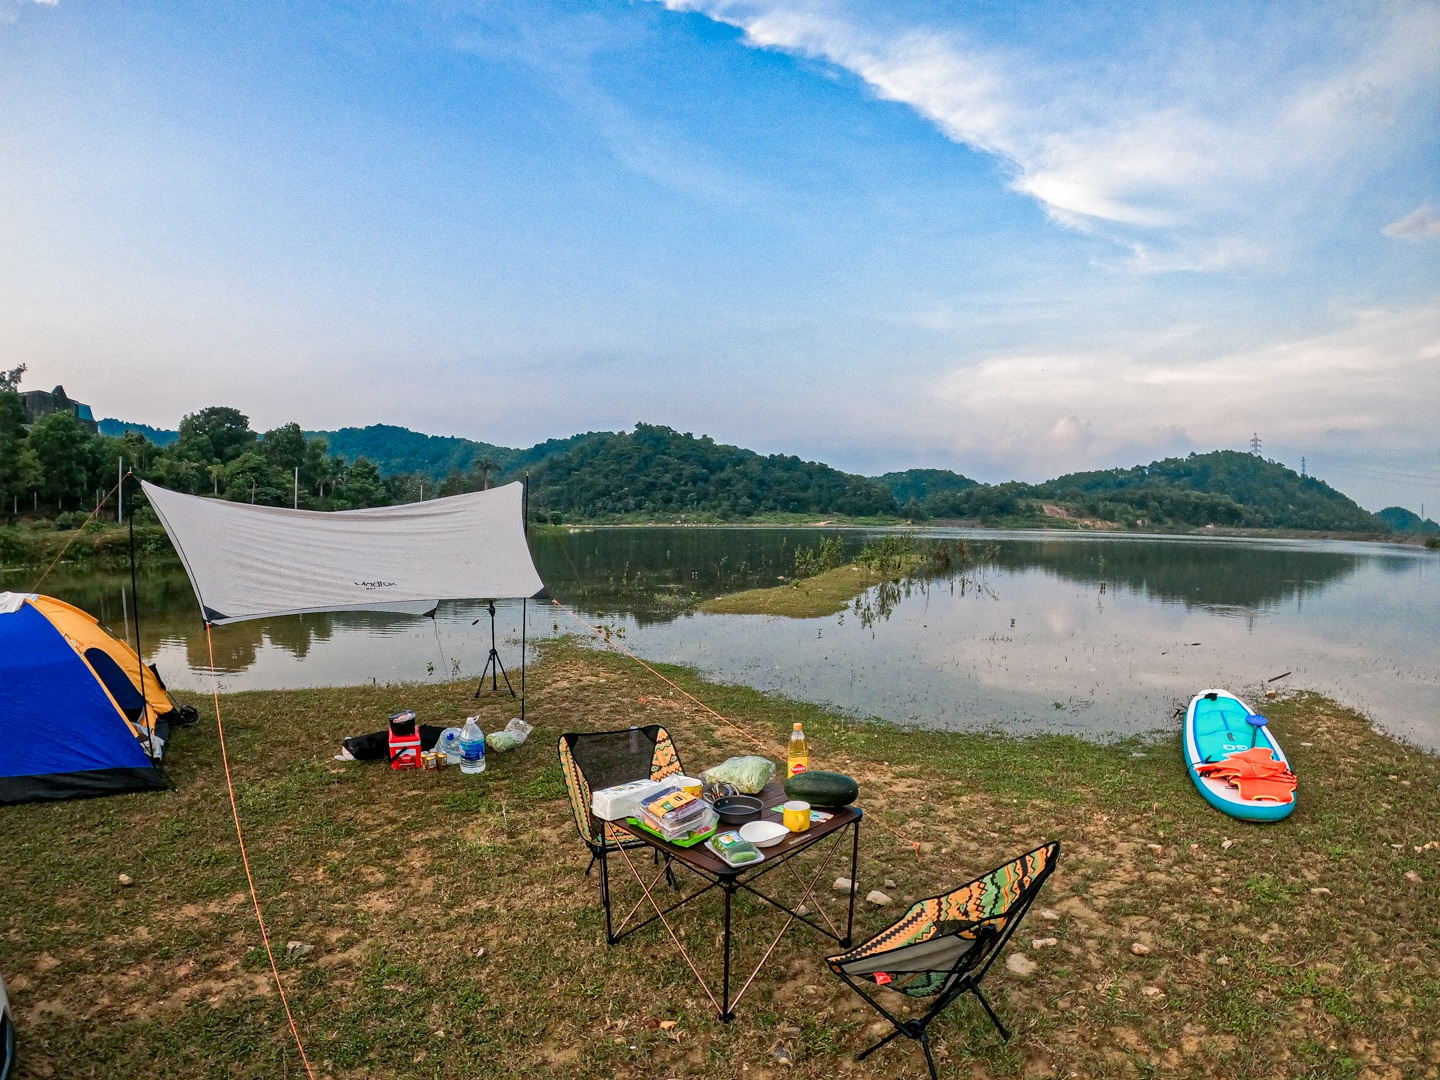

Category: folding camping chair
[827, 840, 1060, 1079]
[557, 726, 686, 934]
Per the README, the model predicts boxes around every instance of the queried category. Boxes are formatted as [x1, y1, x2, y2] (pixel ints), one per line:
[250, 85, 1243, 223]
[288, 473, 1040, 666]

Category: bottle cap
[793, 723, 802, 730]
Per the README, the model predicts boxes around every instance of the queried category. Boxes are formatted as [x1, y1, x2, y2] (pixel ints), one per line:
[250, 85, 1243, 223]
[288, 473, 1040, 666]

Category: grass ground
[2, 641, 1437, 1079]
[698, 562, 918, 618]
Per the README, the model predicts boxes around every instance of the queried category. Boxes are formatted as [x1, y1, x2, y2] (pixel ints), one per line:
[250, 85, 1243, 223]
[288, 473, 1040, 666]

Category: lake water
[14, 528, 1439, 749]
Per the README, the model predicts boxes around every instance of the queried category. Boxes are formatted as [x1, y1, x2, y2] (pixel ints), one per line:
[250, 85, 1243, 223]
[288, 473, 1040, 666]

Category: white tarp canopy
[142, 480, 545, 624]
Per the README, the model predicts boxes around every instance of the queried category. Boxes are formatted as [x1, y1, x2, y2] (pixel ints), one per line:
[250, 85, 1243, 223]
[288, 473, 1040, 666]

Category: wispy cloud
[926, 306, 1440, 482]
[658, 0, 1440, 268]
[1384, 204, 1440, 242]
[1, 0, 58, 24]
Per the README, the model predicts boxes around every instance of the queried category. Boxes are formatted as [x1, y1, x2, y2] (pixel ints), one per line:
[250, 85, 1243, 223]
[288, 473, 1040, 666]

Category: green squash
[784, 770, 859, 807]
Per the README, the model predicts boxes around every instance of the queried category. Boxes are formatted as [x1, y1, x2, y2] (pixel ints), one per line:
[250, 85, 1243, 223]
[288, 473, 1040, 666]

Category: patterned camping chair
[557, 724, 684, 874]
[826, 840, 1060, 1079]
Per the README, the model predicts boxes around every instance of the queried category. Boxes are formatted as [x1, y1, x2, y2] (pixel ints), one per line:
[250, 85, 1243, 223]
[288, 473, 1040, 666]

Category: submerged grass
[1, 642, 1437, 1079]
[698, 561, 912, 618]
[700, 536, 992, 619]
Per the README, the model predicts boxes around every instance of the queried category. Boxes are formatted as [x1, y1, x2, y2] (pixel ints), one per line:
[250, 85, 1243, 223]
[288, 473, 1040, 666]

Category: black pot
[712, 794, 762, 825]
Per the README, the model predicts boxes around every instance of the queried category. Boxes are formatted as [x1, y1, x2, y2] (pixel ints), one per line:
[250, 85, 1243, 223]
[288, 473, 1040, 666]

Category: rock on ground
[1006, 953, 1038, 976]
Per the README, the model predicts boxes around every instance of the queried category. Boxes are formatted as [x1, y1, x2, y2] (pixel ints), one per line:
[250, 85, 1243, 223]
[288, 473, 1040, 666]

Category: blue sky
[2, 0, 1437, 511]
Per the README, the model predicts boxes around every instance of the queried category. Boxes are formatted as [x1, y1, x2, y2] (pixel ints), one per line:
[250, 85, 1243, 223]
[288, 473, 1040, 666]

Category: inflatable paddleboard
[1184, 689, 1297, 822]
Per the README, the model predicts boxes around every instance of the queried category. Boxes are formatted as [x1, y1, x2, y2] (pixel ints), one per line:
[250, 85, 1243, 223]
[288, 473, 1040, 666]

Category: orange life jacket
[1195, 747, 1296, 804]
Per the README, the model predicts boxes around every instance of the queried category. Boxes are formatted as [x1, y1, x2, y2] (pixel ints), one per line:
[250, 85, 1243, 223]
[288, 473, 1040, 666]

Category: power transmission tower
[1301, 456, 1306, 477]
[1250, 433, 1262, 455]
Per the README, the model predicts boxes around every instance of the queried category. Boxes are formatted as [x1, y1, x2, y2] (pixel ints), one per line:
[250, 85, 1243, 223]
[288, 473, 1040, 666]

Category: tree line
[1, 369, 439, 520]
[1, 371, 1403, 535]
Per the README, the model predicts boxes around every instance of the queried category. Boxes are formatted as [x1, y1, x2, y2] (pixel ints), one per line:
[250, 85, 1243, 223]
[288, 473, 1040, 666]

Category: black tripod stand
[474, 600, 515, 699]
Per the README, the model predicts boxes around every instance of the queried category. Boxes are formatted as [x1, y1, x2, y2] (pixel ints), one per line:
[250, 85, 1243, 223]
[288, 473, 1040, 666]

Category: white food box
[591, 778, 667, 821]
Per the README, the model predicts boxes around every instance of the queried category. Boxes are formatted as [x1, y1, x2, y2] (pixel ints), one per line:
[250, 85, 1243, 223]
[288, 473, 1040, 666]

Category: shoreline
[2, 517, 1431, 574]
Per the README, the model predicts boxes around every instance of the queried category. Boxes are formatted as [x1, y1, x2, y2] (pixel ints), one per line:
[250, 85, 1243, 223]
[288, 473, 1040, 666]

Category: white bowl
[739, 820, 790, 848]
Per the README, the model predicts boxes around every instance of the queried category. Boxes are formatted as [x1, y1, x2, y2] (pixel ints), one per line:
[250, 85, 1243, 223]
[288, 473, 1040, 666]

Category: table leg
[611, 841, 723, 1017]
[845, 820, 860, 948]
[721, 882, 735, 1022]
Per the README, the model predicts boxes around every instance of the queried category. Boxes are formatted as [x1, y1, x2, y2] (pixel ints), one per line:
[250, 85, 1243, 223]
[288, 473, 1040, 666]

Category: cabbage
[702, 756, 776, 795]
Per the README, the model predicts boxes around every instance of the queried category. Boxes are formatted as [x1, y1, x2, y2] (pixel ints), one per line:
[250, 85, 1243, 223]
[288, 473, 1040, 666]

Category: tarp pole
[127, 472, 155, 759]
[521, 473, 529, 723]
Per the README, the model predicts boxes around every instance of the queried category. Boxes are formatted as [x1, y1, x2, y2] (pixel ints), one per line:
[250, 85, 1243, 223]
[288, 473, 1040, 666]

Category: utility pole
[1250, 433, 1262, 455]
[294, 466, 299, 509]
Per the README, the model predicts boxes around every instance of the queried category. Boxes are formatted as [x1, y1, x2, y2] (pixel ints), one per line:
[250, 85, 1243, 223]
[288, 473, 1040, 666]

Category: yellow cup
[782, 799, 811, 833]
[676, 775, 703, 797]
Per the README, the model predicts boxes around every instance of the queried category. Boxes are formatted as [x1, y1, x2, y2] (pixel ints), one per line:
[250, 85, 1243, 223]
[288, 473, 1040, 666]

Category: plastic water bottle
[459, 716, 486, 775]
[436, 727, 463, 765]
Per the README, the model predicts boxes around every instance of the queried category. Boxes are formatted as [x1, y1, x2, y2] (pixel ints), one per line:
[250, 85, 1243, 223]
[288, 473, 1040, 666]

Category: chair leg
[920, 1032, 941, 1080]
[855, 1023, 907, 1062]
[970, 983, 1010, 1041]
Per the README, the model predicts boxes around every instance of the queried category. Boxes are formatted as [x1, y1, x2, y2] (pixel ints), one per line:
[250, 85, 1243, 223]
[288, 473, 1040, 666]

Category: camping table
[602, 781, 861, 1022]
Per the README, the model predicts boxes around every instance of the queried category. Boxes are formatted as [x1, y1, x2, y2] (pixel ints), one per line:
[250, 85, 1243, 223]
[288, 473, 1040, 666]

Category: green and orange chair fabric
[827, 840, 1061, 1079]
[557, 724, 685, 867]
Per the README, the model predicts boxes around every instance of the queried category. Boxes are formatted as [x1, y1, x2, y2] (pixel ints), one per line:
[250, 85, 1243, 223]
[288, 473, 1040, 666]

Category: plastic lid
[793, 723, 803, 730]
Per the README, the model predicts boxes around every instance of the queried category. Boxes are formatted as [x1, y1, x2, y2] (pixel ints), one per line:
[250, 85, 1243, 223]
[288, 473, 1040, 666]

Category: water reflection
[992, 536, 1364, 613]
[193, 612, 339, 672]
[529, 527, 875, 624]
[16, 529, 1437, 748]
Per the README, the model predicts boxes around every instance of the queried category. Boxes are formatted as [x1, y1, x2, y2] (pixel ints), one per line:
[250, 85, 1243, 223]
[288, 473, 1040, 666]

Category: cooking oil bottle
[788, 722, 809, 777]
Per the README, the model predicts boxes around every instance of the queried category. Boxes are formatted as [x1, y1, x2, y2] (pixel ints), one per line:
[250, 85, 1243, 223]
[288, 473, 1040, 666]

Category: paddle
[1246, 713, 1269, 749]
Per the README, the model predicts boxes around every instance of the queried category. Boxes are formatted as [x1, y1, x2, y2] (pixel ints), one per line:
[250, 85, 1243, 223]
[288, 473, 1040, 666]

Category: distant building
[21, 385, 98, 433]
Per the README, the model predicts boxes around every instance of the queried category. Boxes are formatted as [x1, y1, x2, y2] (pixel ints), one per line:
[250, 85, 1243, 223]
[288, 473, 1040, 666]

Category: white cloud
[1384, 204, 1440, 242]
[927, 305, 1440, 481]
[0, 0, 57, 23]
[659, 0, 1440, 267]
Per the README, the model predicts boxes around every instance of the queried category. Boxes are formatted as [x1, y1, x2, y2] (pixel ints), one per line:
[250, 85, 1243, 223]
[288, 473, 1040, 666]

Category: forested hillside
[1375, 506, 1439, 535]
[873, 468, 977, 508]
[313, 424, 590, 482]
[528, 424, 898, 521]
[1, 377, 393, 517]
[7, 371, 1412, 535]
[920, 451, 1386, 531]
[97, 418, 178, 446]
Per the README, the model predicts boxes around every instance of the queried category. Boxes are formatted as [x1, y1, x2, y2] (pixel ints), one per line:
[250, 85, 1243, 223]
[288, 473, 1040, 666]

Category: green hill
[1375, 506, 1440, 535]
[309, 424, 590, 481]
[873, 468, 978, 507]
[97, 418, 178, 446]
[78, 413, 1399, 533]
[920, 450, 1385, 532]
[528, 423, 898, 521]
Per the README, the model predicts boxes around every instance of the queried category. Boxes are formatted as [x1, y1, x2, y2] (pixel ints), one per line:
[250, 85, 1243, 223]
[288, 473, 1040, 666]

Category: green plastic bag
[702, 756, 776, 795]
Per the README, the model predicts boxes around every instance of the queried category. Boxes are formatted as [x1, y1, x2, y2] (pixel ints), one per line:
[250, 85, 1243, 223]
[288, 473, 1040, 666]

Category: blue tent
[0, 594, 170, 805]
